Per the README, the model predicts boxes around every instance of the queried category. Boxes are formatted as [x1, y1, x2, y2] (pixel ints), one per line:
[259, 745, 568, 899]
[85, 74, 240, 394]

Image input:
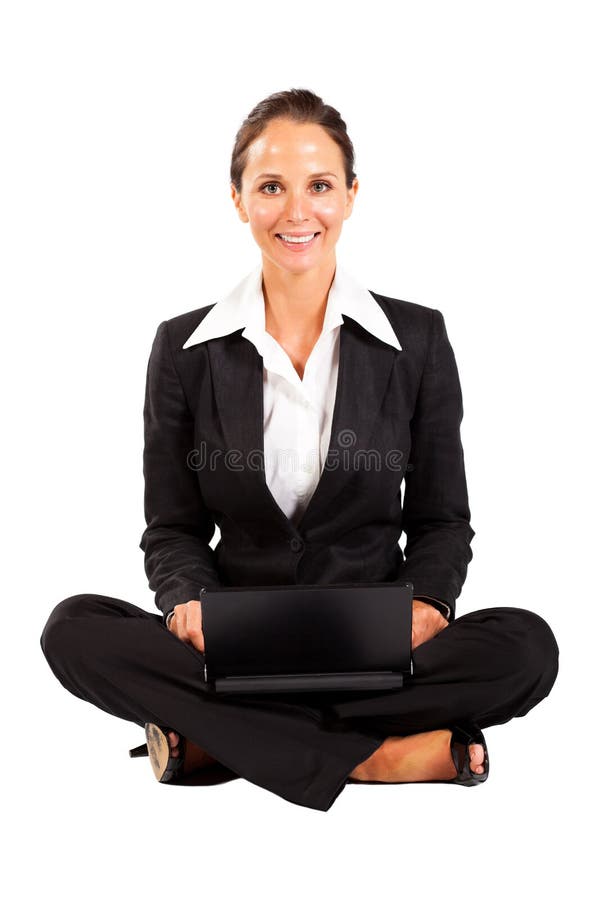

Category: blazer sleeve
[399, 308, 475, 622]
[139, 320, 222, 624]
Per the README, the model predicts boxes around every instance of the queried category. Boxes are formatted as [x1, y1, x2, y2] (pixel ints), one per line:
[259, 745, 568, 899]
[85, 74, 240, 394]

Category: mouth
[275, 231, 321, 250]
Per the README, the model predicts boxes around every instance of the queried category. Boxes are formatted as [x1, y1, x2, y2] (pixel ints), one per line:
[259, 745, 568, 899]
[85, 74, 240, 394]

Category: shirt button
[290, 537, 304, 552]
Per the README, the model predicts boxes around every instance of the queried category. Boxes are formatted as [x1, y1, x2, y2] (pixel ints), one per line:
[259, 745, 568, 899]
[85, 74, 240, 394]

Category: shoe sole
[144, 723, 172, 782]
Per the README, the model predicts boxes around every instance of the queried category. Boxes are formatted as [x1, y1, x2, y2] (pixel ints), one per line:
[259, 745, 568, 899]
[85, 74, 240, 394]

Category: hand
[167, 600, 205, 653]
[411, 599, 449, 651]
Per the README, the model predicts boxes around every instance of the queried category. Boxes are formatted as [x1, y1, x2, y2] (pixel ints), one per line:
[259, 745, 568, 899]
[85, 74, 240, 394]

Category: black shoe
[128, 723, 186, 783]
[446, 722, 489, 786]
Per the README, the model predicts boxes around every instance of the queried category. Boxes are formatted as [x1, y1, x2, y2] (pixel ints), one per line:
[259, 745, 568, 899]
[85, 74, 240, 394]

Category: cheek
[249, 202, 280, 230]
[317, 199, 346, 228]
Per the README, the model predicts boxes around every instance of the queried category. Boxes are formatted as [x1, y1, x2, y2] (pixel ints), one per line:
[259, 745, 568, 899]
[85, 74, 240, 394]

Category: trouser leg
[39, 593, 383, 813]
[319, 607, 560, 735]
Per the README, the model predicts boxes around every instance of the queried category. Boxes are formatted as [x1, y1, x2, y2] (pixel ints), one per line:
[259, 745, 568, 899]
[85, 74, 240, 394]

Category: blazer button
[290, 537, 304, 552]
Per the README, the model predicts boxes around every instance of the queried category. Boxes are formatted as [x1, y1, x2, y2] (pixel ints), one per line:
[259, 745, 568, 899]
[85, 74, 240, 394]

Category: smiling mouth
[275, 232, 321, 245]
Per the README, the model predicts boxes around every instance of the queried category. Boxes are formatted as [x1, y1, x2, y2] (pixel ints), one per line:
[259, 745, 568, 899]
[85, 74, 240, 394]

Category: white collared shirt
[180, 262, 450, 620]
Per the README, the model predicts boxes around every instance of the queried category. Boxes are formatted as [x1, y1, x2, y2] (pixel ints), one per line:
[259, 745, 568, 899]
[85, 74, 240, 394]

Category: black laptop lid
[200, 581, 413, 691]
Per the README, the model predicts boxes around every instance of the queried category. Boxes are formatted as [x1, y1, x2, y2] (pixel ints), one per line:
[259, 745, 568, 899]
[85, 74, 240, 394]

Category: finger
[174, 613, 189, 643]
[190, 632, 205, 654]
[170, 605, 183, 637]
[181, 602, 204, 652]
[182, 610, 203, 652]
[179, 606, 193, 645]
[187, 600, 202, 632]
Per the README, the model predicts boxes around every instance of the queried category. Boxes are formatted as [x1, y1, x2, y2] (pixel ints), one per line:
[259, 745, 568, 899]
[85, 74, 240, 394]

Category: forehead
[245, 120, 341, 169]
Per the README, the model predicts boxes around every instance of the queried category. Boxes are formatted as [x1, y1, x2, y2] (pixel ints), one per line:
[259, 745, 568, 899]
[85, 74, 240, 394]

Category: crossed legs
[39, 595, 559, 810]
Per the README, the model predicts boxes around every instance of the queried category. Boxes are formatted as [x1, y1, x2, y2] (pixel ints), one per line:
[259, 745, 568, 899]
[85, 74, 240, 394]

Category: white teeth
[277, 233, 318, 243]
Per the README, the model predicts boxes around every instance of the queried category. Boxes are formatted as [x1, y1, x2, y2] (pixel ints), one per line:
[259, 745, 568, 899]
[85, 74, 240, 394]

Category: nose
[283, 187, 313, 223]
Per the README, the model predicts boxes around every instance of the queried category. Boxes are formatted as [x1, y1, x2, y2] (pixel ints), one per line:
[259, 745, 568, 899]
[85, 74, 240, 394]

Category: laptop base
[206, 670, 405, 694]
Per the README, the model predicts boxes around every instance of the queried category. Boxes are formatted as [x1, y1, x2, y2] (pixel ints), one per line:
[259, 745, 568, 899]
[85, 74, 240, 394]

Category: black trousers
[39, 594, 559, 812]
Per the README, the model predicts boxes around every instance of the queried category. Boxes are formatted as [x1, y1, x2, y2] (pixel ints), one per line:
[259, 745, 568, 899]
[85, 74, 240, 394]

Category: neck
[261, 256, 336, 340]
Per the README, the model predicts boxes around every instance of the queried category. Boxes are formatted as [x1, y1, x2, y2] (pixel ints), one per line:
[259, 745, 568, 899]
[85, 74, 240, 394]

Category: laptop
[199, 581, 414, 694]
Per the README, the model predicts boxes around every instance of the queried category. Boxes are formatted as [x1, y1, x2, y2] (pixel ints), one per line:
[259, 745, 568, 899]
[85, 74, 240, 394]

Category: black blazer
[140, 289, 475, 625]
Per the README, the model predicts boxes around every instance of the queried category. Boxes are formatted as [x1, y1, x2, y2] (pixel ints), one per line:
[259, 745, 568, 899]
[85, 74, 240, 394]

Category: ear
[344, 177, 359, 220]
[231, 182, 249, 223]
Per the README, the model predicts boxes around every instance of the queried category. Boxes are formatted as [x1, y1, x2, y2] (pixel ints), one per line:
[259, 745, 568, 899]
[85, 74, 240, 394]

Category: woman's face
[232, 118, 358, 275]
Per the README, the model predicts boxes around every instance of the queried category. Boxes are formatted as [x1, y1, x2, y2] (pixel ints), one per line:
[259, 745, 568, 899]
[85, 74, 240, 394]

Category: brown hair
[230, 88, 357, 193]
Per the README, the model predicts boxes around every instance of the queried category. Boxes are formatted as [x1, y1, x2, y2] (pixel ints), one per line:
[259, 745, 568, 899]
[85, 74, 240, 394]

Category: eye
[259, 180, 333, 195]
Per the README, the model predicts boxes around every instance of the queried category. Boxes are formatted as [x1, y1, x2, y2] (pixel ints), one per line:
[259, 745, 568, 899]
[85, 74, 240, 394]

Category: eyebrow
[253, 171, 339, 182]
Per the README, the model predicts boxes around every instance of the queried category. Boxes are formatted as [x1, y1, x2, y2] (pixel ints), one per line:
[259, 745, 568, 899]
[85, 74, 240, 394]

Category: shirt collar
[181, 263, 402, 352]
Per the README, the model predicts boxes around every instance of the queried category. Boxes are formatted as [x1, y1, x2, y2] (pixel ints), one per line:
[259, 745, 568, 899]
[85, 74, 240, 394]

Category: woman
[39, 88, 559, 812]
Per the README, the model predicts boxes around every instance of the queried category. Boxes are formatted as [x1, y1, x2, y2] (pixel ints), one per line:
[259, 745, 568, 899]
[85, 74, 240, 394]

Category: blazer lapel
[206, 316, 398, 536]
[206, 331, 290, 536]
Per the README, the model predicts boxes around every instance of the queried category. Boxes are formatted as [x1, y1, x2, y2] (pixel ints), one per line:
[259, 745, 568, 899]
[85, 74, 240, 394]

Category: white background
[3, 1, 597, 897]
